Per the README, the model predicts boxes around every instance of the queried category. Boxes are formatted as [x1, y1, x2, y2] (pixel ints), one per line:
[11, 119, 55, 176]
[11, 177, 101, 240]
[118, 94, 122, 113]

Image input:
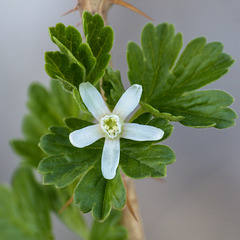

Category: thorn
[111, 0, 153, 21]
[76, 20, 82, 28]
[122, 175, 139, 222]
[59, 195, 74, 214]
[152, 178, 166, 183]
[62, 4, 80, 17]
[126, 196, 139, 222]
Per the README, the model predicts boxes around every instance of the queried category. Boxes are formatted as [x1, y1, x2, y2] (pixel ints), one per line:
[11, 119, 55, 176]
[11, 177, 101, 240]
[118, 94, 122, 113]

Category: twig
[122, 175, 145, 240]
[58, 195, 74, 214]
[69, 1, 148, 239]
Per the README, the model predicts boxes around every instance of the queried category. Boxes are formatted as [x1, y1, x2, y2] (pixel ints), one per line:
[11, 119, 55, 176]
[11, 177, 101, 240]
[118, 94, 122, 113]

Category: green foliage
[10, 81, 88, 237]
[120, 114, 175, 178]
[89, 210, 128, 240]
[127, 22, 237, 128]
[120, 143, 175, 178]
[83, 11, 114, 84]
[38, 120, 102, 188]
[38, 115, 174, 219]
[133, 113, 174, 142]
[45, 51, 85, 92]
[11, 80, 79, 167]
[38, 118, 126, 221]
[158, 90, 236, 128]
[75, 168, 126, 222]
[46, 186, 89, 239]
[9, 11, 237, 234]
[102, 66, 125, 111]
[0, 167, 53, 240]
[45, 11, 114, 93]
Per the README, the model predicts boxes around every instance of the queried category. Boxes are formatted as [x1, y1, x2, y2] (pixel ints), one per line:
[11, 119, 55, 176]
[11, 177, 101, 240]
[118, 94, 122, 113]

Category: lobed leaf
[102, 67, 125, 111]
[83, 11, 114, 84]
[38, 124, 102, 188]
[46, 186, 89, 239]
[49, 23, 82, 59]
[75, 168, 126, 222]
[38, 113, 176, 201]
[0, 167, 53, 240]
[45, 51, 85, 92]
[11, 80, 79, 167]
[127, 22, 236, 128]
[49, 23, 96, 78]
[38, 117, 126, 221]
[120, 141, 175, 179]
[133, 112, 174, 142]
[127, 23, 183, 102]
[89, 210, 128, 240]
[46, 12, 113, 89]
[120, 113, 175, 179]
[158, 90, 237, 128]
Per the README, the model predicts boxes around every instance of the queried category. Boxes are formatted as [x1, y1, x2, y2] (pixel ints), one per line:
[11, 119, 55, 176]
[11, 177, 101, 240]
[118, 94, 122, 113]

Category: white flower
[69, 82, 164, 180]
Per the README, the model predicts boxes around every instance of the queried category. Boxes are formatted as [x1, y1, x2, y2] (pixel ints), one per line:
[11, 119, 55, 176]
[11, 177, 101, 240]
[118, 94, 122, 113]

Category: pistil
[101, 115, 122, 139]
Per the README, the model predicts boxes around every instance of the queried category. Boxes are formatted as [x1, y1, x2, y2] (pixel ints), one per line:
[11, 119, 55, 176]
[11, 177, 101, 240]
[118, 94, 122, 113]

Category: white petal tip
[132, 84, 142, 90]
[131, 84, 143, 95]
[69, 132, 78, 147]
[79, 82, 91, 88]
[101, 138, 120, 180]
[122, 123, 164, 141]
[102, 171, 116, 180]
[113, 84, 143, 120]
[153, 129, 164, 140]
[79, 82, 110, 120]
[69, 125, 103, 148]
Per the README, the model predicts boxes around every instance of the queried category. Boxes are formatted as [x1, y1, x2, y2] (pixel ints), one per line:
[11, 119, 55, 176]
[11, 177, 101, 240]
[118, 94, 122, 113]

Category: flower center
[100, 115, 122, 139]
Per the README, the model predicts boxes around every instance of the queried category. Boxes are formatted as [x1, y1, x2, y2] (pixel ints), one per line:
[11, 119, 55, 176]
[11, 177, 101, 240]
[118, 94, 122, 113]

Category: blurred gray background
[0, 0, 239, 239]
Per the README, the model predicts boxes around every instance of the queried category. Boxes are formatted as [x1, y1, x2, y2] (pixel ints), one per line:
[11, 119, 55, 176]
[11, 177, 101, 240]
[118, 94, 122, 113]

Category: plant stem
[75, 2, 146, 239]
[121, 175, 145, 240]
[128, 106, 145, 123]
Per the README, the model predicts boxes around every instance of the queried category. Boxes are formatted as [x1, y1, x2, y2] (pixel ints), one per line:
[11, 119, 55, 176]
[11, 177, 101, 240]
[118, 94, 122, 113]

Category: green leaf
[159, 90, 237, 128]
[46, 14, 113, 87]
[45, 51, 85, 91]
[75, 168, 126, 222]
[132, 112, 153, 124]
[38, 117, 126, 221]
[120, 141, 175, 179]
[11, 80, 79, 167]
[10, 80, 91, 234]
[119, 113, 175, 179]
[83, 11, 114, 84]
[46, 186, 89, 239]
[49, 23, 82, 61]
[128, 23, 183, 101]
[127, 22, 236, 128]
[89, 210, 128, 240]
[10, 140, 45, 167]
[49, 23, 96, 78]
[0, 167, 53, 240]
[172, 39, 234, 93]
[133, 112, 174, 142]
[38, 124, 102, 188]
[38, 115, 174, 217]
[102, 66, 125, 111]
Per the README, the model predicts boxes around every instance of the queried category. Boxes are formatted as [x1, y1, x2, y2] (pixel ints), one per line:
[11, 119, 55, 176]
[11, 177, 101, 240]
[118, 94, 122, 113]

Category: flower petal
[122, 123, 164, 141]
[69, 124, 103, 148]
[80, 82, 110, 121]
[113, 84, 142, 121]
[101, 138, 120, 180]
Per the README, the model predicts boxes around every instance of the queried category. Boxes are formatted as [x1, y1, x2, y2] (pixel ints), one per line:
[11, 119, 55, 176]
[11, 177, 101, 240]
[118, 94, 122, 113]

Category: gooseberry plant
[0, 10, 237, 240]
